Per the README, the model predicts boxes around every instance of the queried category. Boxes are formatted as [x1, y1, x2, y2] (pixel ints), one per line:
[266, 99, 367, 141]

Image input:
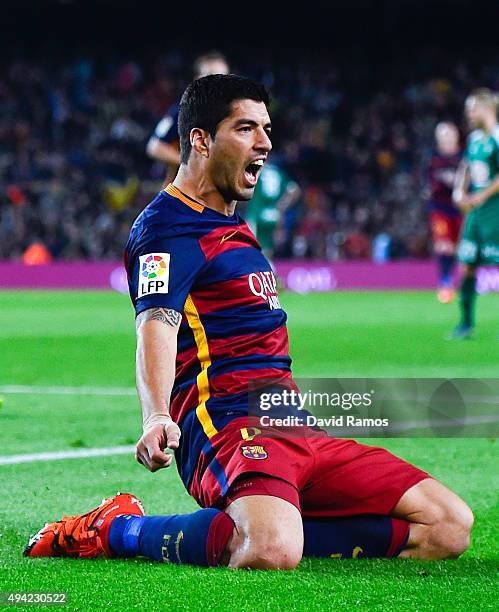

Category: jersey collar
[164, 184, 204, 213]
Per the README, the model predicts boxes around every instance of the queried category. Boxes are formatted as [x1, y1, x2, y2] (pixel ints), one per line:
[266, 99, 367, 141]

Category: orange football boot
[24, 493, 145, 559]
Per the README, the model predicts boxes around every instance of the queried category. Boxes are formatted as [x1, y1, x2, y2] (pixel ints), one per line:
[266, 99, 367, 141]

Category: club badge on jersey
[138, 253, 170, 297]
[241, 445, 268, 460]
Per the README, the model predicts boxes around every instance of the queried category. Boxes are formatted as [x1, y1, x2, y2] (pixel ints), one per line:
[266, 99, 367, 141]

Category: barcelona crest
[241, 445, 268, 460]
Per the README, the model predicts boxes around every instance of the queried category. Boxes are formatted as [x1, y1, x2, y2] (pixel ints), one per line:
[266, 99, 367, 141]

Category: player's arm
[146, 110, 181, 166]
[463, 175, 499, 208]
[276, 181, 301, 212]
[452, 160, 471, 211]
[135, 307, 182, 472]
[146, 136, 181, 166]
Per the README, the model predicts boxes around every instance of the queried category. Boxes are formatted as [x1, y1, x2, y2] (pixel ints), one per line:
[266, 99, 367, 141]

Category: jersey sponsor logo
[138, 253, 170, 297]
[482, 244, 499, 260]
[469, 160, 490, 188]
[241, 445, 268, 460]
[434, 167, 456, 185]
[248, 271, 282, 310]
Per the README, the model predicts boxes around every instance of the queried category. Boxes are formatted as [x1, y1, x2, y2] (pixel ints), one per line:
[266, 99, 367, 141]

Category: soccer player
[427, 122, 462, 303]
[146, 51, 229, 185]
[26, 75, 473, 568]
[451, 89, 499, 339]
[244, 162, 300, 258]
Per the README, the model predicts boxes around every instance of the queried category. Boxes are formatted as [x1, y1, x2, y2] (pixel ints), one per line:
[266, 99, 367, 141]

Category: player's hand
[135, 417, 181, 472]
[460, 192, 484, 211]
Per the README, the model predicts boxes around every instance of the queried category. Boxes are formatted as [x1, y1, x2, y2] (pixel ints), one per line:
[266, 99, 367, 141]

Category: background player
[451, 89, 499, 339]
[244, 162, 301, 258]
[146, 51, 229, 185]
[25, 75, 473, 569]
[426, 122, 462, 304]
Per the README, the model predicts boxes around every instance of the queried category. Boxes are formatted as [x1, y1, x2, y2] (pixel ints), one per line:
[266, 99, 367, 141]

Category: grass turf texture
[0, 290, 497, 611]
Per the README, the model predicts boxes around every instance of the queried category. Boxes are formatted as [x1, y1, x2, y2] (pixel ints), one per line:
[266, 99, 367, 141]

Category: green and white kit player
[451, 88, 499, 339]
[245, 163, 300, 257]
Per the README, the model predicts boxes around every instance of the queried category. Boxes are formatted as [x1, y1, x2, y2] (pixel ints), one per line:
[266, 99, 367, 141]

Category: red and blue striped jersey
[124, 183, 292, 491]
[427, 150, 462, 217]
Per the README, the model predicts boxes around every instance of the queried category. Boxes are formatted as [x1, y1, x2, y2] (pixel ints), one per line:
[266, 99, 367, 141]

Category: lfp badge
[241, 445, 268, 460]
[138, 253, 170, 297]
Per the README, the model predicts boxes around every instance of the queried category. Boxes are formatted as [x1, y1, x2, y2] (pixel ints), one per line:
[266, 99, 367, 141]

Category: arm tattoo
[137, 307, 181, 328]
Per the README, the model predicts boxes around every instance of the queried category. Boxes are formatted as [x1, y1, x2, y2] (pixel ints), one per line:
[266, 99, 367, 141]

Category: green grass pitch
[0, 290, 497, 611]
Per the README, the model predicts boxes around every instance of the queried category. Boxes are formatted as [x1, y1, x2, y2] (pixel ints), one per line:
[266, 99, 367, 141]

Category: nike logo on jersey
[220, 230, 239, 244]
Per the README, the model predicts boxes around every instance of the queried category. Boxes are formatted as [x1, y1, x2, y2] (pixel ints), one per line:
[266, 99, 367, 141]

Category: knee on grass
[229, 528, 302, 570]
[225, 494, 303, 570]
[425, 498, 474, 559]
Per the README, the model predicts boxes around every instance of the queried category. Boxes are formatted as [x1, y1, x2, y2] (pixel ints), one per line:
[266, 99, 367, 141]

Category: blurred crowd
[1, 50, 498, 262]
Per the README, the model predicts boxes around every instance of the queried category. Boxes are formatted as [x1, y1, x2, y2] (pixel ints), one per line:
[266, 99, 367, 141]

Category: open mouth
[244, 159, 264, 187]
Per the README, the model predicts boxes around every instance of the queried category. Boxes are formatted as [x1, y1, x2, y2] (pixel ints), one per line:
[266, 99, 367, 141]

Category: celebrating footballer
[26, 75, 474, 569]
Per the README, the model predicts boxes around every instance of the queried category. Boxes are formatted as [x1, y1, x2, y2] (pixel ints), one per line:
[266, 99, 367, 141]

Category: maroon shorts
[430, 211, 462, 253]
[189, 419, 429, 517]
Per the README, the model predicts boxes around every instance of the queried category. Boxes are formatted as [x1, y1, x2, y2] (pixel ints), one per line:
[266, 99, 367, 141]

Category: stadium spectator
[0, 51, 497, 262]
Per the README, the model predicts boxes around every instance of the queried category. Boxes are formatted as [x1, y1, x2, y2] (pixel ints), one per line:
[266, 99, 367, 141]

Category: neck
[173, 165, 237, 216]
[483, 115, 497, 134]
[438, 146, 458, 156]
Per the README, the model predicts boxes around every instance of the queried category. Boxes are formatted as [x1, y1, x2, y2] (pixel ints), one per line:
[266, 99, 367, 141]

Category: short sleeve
[126, 234, 206, 316]
[465, 131, 478, 163]
[152, 105, 179, 144]
[493, 127, 499, 165]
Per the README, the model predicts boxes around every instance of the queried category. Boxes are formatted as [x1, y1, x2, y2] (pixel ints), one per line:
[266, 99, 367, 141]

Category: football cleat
[437, 287, 455, 304]
[447, 325, 474, 340]
[24, 493, 145, 559]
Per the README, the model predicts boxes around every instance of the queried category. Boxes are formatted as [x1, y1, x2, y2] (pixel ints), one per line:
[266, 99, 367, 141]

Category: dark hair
[178, 74, 270, 164]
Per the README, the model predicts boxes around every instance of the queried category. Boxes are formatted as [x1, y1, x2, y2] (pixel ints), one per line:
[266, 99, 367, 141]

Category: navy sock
[438, 254, 455, 286]
[108, 509, 234, 566]
[108, 514, 145, 558]
[459, 275, 476, 328]
[303, 515, 409, 559]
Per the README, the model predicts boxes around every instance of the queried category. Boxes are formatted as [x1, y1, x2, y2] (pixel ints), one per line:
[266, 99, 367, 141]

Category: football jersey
[427, 150, 462, 217]
[151, 104, 180, 146]
[466, 126, 499, 209]
[124, 184, 292, 491]
[246, 163, 291, 222]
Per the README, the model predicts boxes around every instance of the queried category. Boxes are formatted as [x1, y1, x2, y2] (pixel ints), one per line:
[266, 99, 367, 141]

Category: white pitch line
[0, 445, 136, 466]
[0, 385, 135, 396]
[1, 385, 497, 405]
[1, 414, 497, 467]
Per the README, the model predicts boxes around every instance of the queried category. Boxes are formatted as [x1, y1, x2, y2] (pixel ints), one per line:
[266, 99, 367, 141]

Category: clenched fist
[135, 416, 181, 472]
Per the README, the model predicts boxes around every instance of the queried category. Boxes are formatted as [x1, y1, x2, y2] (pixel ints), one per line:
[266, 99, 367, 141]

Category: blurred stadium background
[0, 1, 498, 609]
[0, 0, 497, 272]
